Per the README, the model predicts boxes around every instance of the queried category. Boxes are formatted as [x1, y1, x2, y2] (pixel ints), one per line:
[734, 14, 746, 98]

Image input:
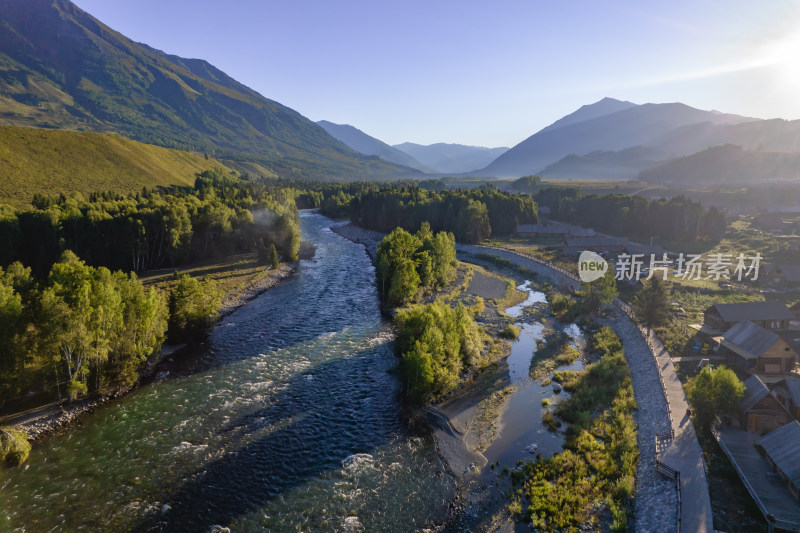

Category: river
[0, 212, 454, 532]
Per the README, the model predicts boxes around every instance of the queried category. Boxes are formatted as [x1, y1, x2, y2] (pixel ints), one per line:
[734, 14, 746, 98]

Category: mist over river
[0, 212, 454, 532]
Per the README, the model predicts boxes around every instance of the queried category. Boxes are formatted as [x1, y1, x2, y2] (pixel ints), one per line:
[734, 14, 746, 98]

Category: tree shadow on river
[133, 343, 427, 532]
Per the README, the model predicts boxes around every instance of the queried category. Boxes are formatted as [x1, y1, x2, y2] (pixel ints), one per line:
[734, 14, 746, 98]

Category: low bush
[0, 427, 31, 467]
[511, 327, 637, 531]
[498, 324, 521, 340]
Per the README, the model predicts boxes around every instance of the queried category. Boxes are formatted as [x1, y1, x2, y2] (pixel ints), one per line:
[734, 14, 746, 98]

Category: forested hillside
[0, 126, 232, 206]
[0, 170, 300, 276]
[0, 0, 411, 180]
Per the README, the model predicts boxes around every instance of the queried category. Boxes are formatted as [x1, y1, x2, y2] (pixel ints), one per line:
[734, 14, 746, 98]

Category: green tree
[686, 365, 745, 432]
[275, 214, 300, 261]
[377, 227, 421, 303]
[167, 275, 222, 343]
[0, 273, 24, 401]
[462, 199, 491, 244]
[426, 231, 456, 288]
[387, 258, 420, 307]
[632, 277, 668, 333]
[107, 272, 168, 388]
[270, 243, 279, 269]
[395, 301, 484, 403]
[37, 251, 97, 401]
[582, 270, 618, 314]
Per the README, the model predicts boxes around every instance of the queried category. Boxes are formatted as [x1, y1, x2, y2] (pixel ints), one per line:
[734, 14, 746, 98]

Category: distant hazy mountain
[538, 97, 637, 134]
[538, 146, 666, 180]
[393, 143, 509, 174]
[316, 121, 435, 173]
[639, 144, 800, 184]
[648, 118, 800, 156]
[0, 0, 413, 180]
[478, 98, 756, 178]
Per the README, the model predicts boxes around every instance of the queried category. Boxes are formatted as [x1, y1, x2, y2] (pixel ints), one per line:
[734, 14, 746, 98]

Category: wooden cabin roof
[759, 421, 800, 488]
[721, 321, 783, 360]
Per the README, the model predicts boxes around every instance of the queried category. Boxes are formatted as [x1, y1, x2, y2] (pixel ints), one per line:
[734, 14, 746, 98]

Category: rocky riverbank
[330, 222, 383, 263]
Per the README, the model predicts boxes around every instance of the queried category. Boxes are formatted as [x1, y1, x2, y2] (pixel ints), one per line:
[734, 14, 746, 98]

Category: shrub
[549, 292, 579, 321]
[0, 427, 31, 467]
[498, 324, 521, 340]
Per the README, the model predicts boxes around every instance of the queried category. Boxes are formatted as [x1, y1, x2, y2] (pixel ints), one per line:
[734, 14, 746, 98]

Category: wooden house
[516, 223, 595, 238]
[562, 235, 628, 255]
[704, 302, 794, 333]
[774, 377, 800, 419]
[735, 375, 793, 434]
[765, 265, 800, 291]
[719, 320, 797, 374]
[758, 421, 800, 502]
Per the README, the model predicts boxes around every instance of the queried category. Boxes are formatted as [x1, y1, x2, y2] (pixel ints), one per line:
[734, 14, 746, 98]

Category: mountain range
[477, 98, 758, 178]
[392, 142, 509, 174]
[0, 0, 416, 180]
[318, 98, 800, 184]
[316, 121, 437, 173]
[315, 120, 509, 175]
[2, 0, 800, 188]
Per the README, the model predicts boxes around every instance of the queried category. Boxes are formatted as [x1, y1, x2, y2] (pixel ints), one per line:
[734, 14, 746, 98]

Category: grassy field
[482, 238, 578, 274]
[0, 126, 233, 207]
[139, 252, 267, 297]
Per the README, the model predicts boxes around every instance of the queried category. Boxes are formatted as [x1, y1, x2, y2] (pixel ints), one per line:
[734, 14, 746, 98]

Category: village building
[733, 375, 793, 434]
[718, 320, 797, 375]
[774, 377, 800, 419]
[515, 223, 595, 238]
[703, 301, 794, 332]
[562, 235, 628, 255]
[764, 264, 800, 291]
[757, 421, 800, 503]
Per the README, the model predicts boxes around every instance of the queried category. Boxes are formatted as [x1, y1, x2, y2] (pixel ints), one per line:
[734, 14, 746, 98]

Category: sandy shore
[330, 222, 384, 263]
[217, 263, 295, 317]
[3, 263, 297, 442]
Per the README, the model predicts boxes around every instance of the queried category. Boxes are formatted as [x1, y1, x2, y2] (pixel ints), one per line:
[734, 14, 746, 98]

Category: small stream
[483, 280, 587, 468]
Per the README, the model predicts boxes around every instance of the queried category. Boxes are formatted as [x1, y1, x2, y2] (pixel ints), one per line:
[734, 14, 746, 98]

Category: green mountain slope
[0, 126, 233, 207]
[0, 0, 412, 180]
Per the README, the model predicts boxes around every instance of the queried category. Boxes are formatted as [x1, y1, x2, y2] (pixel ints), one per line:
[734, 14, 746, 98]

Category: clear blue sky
[73, 0, 800, 148]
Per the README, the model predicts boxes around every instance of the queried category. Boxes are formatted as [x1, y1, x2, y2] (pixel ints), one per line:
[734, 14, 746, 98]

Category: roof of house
[780, 377, 800, 406]
[758, 421, 800, 488]
[563, 235, 627, 248]
[721, 320, 783, 360]
[776, 265, 800, 283]
[516, 223, 595, 237]
[626, 244, 666, 256]
[709, 301, 794, 323]
[740, 374, 771, 412]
